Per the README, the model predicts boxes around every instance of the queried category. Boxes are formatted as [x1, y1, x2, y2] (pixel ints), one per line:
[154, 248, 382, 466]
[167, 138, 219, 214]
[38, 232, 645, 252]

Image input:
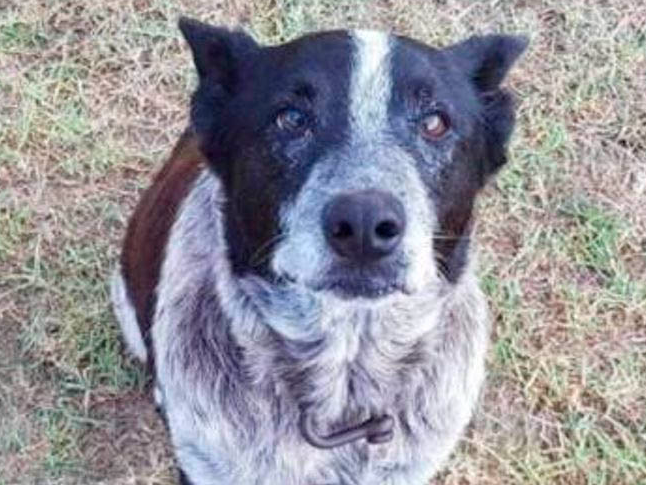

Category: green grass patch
[0, 19, 48, 51]
[560, 199, 626, 287]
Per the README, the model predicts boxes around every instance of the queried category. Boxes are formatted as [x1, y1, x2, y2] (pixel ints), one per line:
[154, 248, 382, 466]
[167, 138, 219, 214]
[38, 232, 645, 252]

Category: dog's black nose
[323, 190, 406, 263]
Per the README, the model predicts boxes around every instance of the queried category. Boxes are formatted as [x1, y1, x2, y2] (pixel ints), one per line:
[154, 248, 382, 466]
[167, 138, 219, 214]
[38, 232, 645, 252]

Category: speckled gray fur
[149, 170, 490, 485]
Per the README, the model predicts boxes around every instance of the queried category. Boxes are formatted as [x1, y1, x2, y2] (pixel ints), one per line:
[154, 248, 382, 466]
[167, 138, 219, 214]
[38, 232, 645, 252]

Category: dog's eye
[420, 113, 449, 140]
[276, 108, 308, 133]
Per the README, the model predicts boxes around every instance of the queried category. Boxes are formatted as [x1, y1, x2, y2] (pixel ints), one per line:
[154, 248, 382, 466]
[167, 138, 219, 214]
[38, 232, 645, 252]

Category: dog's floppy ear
[449, 34, 528, 92]
[178, 17, 257, 90]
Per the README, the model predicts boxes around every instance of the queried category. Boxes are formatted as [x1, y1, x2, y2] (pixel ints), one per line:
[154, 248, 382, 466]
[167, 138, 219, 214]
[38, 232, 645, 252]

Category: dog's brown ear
[178, 17, 257, 89]
[449, 34, 528, 92]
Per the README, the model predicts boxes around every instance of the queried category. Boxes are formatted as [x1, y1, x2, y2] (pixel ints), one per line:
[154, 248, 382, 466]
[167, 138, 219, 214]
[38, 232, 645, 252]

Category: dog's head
[180, 18, 526, 303]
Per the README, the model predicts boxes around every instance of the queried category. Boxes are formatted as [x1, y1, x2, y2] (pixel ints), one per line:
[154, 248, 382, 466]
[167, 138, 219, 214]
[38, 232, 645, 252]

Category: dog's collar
[299, 411, 394, 449]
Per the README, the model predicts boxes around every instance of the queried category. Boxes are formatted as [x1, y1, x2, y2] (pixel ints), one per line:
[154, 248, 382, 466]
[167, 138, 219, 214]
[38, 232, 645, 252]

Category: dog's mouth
[312, 277, 406, 299]
[306, 263, 409, 300]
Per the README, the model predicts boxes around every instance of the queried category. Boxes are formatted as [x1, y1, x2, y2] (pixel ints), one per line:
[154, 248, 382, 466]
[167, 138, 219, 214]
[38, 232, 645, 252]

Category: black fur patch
[388, 34, 526, 282]
[182, 25, 354, 277]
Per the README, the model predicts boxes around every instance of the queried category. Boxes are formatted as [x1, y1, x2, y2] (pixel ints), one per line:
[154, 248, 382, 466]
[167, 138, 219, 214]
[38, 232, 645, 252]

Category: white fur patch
[110, 266, 147, 362]
[350, 30, 392, 135]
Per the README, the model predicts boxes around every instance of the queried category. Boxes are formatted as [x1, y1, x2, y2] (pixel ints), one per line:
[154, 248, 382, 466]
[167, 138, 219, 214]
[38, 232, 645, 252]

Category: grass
[1, 0, 644, 483]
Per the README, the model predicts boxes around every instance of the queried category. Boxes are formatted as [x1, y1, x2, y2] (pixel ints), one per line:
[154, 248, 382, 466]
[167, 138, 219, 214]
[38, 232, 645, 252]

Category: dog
[111, 17, 526, 485]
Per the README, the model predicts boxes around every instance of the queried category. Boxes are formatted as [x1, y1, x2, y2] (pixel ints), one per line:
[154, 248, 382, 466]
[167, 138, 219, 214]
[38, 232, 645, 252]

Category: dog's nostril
[333, 221, 354, 239]
[375, 220, 400, 240]
[323, 190, 406, 263]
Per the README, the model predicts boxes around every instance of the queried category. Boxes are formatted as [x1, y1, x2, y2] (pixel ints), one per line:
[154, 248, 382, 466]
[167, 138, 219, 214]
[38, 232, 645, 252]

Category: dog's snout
[323, 190, 406, 263]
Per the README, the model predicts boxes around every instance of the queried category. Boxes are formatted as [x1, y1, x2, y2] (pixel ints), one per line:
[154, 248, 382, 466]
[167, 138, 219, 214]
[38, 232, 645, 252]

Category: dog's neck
[225, 274, 454, 429]
[165, 171, 468, 430]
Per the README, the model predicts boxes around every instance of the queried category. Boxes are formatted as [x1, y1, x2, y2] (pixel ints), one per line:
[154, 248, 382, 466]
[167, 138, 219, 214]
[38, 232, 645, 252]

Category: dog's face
[180, 19, 526, 302]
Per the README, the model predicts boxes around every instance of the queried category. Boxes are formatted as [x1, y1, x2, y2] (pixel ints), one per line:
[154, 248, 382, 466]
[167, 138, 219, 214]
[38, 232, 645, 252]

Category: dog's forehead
[249, 30, 467, 128]
[260, 30, 353, 76]
[388, 35, 464, 97]
[263, 29, 439, 76]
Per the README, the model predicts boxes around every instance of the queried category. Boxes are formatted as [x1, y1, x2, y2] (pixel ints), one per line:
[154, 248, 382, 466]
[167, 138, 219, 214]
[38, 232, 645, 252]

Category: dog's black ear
[449, 35, 527, 176]
[449, 34, 528, 92]
[178, 17, 257, 90]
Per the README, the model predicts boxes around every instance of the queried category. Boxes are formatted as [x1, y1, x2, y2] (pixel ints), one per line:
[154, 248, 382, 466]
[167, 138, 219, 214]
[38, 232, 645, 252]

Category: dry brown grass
[1, 0, 645, 484]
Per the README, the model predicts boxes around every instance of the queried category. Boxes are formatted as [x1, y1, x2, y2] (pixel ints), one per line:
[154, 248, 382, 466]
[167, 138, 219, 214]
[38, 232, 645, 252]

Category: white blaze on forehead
[350, 30, 392, 134]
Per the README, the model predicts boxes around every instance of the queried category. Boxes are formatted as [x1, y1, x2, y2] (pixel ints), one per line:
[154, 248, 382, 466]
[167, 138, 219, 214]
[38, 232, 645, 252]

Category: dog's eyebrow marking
[350, 30, 392, 137]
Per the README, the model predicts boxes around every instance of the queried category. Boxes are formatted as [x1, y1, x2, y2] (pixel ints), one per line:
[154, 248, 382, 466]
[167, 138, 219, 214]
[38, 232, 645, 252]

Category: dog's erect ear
[178, 17, 257, 89]
[448, 35, 527, 176]
[449, 34, 528, 92]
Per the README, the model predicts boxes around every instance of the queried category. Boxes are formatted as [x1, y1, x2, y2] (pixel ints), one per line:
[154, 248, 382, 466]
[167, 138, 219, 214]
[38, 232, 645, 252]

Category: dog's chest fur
[151, 173, 489, 485]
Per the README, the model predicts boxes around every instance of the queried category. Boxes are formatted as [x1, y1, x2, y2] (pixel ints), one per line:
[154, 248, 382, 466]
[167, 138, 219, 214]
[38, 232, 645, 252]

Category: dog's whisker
[247, 234, 286, 268]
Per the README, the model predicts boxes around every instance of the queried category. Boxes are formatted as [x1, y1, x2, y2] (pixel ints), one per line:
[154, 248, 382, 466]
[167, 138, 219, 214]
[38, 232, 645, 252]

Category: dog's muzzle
[316, 189, 408, 299]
